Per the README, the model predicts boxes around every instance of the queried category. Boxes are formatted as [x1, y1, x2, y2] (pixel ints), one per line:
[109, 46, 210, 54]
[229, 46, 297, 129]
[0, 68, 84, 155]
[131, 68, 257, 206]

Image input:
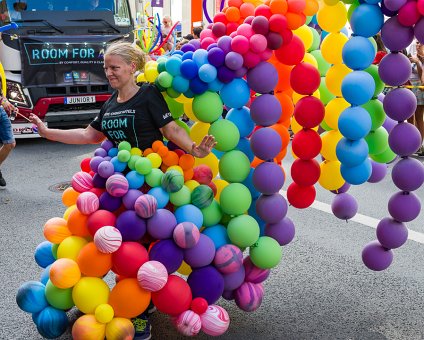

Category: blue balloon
[236, 137, 254, 162]
[192, 49, 209, 67]
[226, 106, 254, 138]
[220, 78, 250, 109]
[208, 78, 224, 92]
[16, 281, 49, 314]
[202, 224, 230, 249]
[108, 147, 118, 158]
[212, 148, 225, 159]
[321, 29, 329, 41]
[198, 64, 218, 83]
[189, 76, 209, 95]
[342, 36, 375, 70]
[172, 50, 184, 57]
[336, 137, 369, 167]
[184, 88, 195, 98]
[165, 57, 182, 76]
[175, 204, 203, 228]
[180, 59, 198, 79]
[182, 51, 194, 61]
[35, 306, 69, 339]
[148, 186, 170, 209]
[34, 241, 55, 268]
[40, 265, 51, 286]
[341, 158, 372, 185]
[341, 27, 349, 37]
[172, 75, 190, 93]
[126, 170, 145, 189]
[342, 71, 375, 105]
[350, 4, 384, 38]
[242, 167, 261, 200]
[111, 156, 127, 172]
[248, 198, 266, 235]
[338, 106, 372, 140]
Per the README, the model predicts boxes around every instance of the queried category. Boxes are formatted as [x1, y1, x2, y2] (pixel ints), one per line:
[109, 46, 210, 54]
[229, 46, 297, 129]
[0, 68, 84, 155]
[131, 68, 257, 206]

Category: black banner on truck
[20, 36, 111, 87]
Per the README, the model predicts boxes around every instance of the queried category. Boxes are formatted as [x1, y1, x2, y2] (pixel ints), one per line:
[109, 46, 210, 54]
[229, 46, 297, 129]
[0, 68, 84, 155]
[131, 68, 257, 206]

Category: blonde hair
[105, 41, 146, 71]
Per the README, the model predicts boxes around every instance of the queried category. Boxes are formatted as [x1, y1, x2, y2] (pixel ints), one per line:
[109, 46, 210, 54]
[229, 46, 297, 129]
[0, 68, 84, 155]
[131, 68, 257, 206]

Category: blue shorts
[0, 107, 15, 144]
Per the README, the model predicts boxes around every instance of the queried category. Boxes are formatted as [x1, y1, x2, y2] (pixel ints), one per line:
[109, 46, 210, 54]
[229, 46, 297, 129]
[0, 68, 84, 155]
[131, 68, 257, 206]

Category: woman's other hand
[28, 113, 48, 137]
[191, 135, 217, 158]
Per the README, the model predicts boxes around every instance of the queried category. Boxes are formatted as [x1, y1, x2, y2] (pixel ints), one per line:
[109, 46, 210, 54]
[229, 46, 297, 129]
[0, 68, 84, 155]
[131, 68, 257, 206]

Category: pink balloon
[201, 37, 216, 50]
[398, 1, 421, 26]
[231, 35, 250, 54]
[418, 0, 424, 15]
[249, 34, 267, 53]
[243, 50, 261, 68]
[260, 48, 273, 61]
[236, 23, 255, 39]
[200, 28, 215, 40]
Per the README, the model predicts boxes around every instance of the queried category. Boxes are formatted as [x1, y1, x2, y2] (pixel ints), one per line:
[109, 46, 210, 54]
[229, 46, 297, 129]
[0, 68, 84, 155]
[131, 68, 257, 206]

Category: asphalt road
[1, 139, 423, 340]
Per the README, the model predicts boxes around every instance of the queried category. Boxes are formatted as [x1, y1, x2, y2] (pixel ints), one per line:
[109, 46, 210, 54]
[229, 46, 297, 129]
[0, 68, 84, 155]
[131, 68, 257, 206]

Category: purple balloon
[92, 173, 106, 188]
[225, 51, 244, 71]
[381, 0, 398, 16]
[250, 127, 282, 160]
[331, 193, 358, 220]
[243, 256, 270, 283]
[189, 39, 201, 50]
[147, 209, 177, 240]
[223, 265, 245, 291]
[392, 157, 424, 191]
[367, 160, 388, 183]
[97, 160, 115, 179]
[99, 192, 122, 212]
[266, 31, 283, 50]
[94, 147, 107, 157]
[217, 65, 235, 83]
[415, 18, 424, 44]
[100, 140, 114, 152]
[187, 266, 224, 304]
[207, 43, 218, 51]
[149, 239, 184, 274]
[222, 289, 235, 300]
[211, 22, 226, 37]
[330, 182, 351, 194]
[381, 16, 414, 51]
[250, 94, 282, 126]
[388, 122, 422, 156]
[90, 156, 105, 173]
[251, 16, 269, 35]
[217, 36, 232, 54]
[382, 116, 397, 134]
[362, 240, 394, 271]
[252, 162, 285, 195]
[115, 210, 146, 241]
[264, 216, 295, 246]
[383, 0, 406, 11]
[388, 191, 421, 222]
[184, 234, 216, 268]
[122, 189, 143, 210]
[383, 88, 417, 121]
[234, 281, 264, 312]
[378, 52, 411, 86]
[207, 47, 225, 67]
[376, 217, 408, 249]
[181, 44, 196, 53]
[247, 61, 278, 94]
[255, 194, 288, 224]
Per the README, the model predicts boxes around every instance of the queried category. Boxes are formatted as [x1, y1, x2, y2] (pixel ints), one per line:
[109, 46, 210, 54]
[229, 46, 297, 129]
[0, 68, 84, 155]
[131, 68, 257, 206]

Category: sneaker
[147, 302, 156, 315]
[132, 312, 152, 340]
[0, 170, 6, 189]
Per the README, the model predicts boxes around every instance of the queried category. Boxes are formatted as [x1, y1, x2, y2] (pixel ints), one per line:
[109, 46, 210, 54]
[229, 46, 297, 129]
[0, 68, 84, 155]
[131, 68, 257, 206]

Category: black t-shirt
[90, 83, 173, 150]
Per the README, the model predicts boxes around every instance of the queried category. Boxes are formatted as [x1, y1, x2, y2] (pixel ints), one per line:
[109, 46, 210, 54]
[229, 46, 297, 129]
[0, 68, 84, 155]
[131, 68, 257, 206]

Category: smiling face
[417, 41, 424, 57]
[103, 54, 135, 90]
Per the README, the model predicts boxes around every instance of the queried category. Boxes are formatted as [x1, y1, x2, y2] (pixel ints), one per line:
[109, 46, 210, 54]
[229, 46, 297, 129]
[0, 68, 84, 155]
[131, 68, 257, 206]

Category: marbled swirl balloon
[106, 174, 129, 197]
[161, 170, 184, 193]
[134, 194, 157, 218]
[200, 305, 230, 336]
[94, 226, 122, 253]
[191, 185, 214, 209]
[76, 192, 99, 215]
[213, 244, 243, 274]
[173, 222, 200, 249]
[72, 171, 94, 193]
[137, 260, 168, 292]
[234, 281, 264, 312]
[243, 256, 270, 283]
[173, 310, 202, 336]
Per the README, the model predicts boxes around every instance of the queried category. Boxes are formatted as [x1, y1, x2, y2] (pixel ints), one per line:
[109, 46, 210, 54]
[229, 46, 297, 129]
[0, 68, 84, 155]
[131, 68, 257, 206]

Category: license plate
[64, 96, 96, 104]
[12, 122, 39, 136]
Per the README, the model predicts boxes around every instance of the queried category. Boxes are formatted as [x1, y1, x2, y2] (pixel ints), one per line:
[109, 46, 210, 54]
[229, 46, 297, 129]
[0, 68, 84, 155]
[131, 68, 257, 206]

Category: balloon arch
[17, 0, 424, 338]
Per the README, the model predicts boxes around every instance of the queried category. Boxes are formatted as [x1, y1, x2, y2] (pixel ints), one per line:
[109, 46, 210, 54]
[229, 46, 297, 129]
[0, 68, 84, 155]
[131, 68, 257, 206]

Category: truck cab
[0, 0, 134, 137]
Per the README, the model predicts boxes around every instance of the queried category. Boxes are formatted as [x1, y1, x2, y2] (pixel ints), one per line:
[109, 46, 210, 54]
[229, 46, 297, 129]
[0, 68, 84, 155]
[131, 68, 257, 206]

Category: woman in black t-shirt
[29, 41, 216, 158]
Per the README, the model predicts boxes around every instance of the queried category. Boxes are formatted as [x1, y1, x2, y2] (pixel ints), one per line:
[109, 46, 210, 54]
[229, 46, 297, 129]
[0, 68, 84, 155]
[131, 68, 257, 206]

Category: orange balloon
[240, 2, 255, 17]
[152, 140, 164, 152]
[67, 209, 90, 237]
[44, 217, 72, 244]
[271, 123, 291, 149]
[251, 156, 265, 168]
[179, 154, 195, 170]
[72, 314, 106, 340]
[275, 148, 288, 163]
[275, 91, 294, 124]
[269, 56, 293, 93]
[50, 258, 81, 289]
[62, 187, 80, 207]
[286, 11, 306, 30]
[160, 163, 169, 173]
[225, 6, 241, 22]
[162, 151, 179, 166]
[228, 0, 243, 7]
[303, 0, 319, 16]
[270, 0, 288, 14]
[157, 145, 169, 157]
[109, 278, 151, 319]
[77, 242, 112, 277]
[143, 148, 153, 156]
[183, 168, 194, 182]
[287, 0, 306, 13]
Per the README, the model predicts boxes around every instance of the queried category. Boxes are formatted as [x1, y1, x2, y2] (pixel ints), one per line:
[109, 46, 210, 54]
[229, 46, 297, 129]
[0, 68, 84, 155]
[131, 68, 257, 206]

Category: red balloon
[291, 159, 321, 186]
[213, 12, 228, 24]
[87, 209, 116, 236]
[226, 22, 239, 35]
[80, 158, 91, 173]
[294, 96, 325, 128]
[112, 242, 148, 278]
[191, 297, 208, 314]
[269, 14, 287, 33]
[291, 129, 322, 160]
[152, 275, 192, 316]
[275, 35, 304, 65]
[254, 4, 273, 18]
[207, 181, 217, 196]
[290, 62, 321, 95]
[89, 187, 105, 198]
[287, 182, 316, 209]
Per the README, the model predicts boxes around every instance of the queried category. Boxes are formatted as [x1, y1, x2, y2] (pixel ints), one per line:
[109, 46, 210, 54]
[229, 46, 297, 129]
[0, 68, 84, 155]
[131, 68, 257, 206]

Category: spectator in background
[161, 15, 174, 52]
[193, 26, 203, 39]
[372, 33, 387, 65]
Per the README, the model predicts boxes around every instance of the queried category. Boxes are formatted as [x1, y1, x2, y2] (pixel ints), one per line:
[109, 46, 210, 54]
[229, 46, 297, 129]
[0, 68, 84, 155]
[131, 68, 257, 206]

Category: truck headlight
[6, 81, 29, 107]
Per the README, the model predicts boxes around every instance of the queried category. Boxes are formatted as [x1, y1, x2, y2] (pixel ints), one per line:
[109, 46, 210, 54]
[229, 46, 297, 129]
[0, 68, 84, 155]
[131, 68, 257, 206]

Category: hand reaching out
[191, 135, 217, 158]
[28, 113, 48, 138]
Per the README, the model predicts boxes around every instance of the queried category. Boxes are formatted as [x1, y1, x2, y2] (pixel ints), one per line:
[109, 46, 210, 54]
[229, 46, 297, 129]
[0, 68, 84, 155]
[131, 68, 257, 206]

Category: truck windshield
[1, 0, 131, 26]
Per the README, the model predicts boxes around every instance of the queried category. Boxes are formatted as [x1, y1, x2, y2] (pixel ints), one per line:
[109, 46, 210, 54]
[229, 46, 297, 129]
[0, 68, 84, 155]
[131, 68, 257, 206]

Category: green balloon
[157, 60, 166, 73]
[365, 127, 389, 155]
[220, 213, 232, 226]
[342, 0, 356, 4]
[145, 168, 163, 187]
[220, 183, 252, 216]
[219, 150, 251, 183]
[170, 185, 191, 207]
[128, 155, 142, 170]
[347, 1, 360, 21]
[320, 119, 333, 132]
[208, 119, 240, 152]
[52, 244, 58, 259]
[118, 141, 131, 152]
[201, 200, 223, 227]
[364, 65, 385, 96]
[250, 236, 282, 269]
[227, 215, 259, 248]
[165, 96, 184, 119]
[369, 36, 377, 54]
[362, 99, 385, 130]
[192, 91, 223, 123]
[157, 71, 173, 89]
[310, 50, 331, 77]
[117, 150, 131, 163]
[319, 77, 335, 105]
[154, 78, 166, 92]
[305, 16, 313, 25]
[175, 119, 190, 135]
[370, 146, 397, 164]
[135, 157, 153, 175]
[166, 87, 181, 99]
[308, 26, 320, 52]
[45, 280, 74, 310]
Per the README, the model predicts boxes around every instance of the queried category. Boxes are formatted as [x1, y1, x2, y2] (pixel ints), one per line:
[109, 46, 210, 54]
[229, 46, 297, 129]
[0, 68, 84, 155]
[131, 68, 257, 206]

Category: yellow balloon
[292, 89, 320, 104]
[321, 130, 343, 161]
[185, 179, 200, 192]
[294, 25, 314, 51]
[105, 318, 135, 340]
[63, 204, 76, 220]
[95, 303, 114, 324]
[177, 261, 192, 276]
[145, 60, 157, 69]
[212, 178, 229, 202]
[72, 315, 106, 340]
[323, 0, 340, 5]
[321, 32, 348, 65]
[190, 122, 210, 145]
[303, 52, 318, 68]
[291, 116, 318, 133]
[175, 94, 192, 104]
[317, 2, 348, 33]
[324, 97, 350, 130]
[194, 152, 219, 179]
[146, 152, 162, 168]
[144, 67, 159, 83]
[130, 147, 142, 156]
[184, 101, 199, 122]
[167, 165, 184, 175]
[72, 277, 110, 314]
[57, 236, 88, 261]
[325, 63, 352, 97]
[319, 160, 345, 190]
[136, 73, 146, 83]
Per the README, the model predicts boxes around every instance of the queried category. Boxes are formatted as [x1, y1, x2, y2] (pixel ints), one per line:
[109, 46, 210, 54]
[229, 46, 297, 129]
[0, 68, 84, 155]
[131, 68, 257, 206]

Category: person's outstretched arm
[29, 114, 106, 145]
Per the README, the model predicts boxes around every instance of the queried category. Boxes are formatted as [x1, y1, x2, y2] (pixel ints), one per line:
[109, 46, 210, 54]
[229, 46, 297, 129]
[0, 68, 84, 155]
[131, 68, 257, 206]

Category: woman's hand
[28, 113, 48, 138]
[1, 98, 16, 114]
[191, 135, 217, 158]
